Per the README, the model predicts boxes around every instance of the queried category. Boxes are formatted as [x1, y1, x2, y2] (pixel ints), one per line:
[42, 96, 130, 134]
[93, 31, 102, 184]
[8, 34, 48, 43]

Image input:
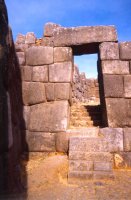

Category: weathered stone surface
[56, 132, 69, 153]
[125, 99, 131, 127]
[32, 65, 48, 82]
[69, 137, 115, 152]
[67, 128, 99, 137]
[16, 33, 25, 44]
[41, 37, 54, 46]
[124, 75, 131, 98]
[103, 75, 124, 97]
[15, 43, 28, 52]
[69, 152, 113, 162]
[22, 82, 46, 105]
[26, 46, 53, 65]
[22, 106, 30, 129]
[26, 132, 56, 152]
[120, 42, 131, 60]
[45, 83, 55, 101]
[49, 62, 72, 82]
[69, 160, 93, 171]
[25, 32, 36, 44]
[16, 52, 25, 65]
[53, 25, 117, 46]
[54, 47, 72, 62]
[20, 66, 32, 81]
[56, 128, 99, 153]
[44, 22, 61, 37]
[101, 60, 129, 74]
[93, 171, 114, 180]
[54, 83, 70, 100]
[68, 171, 93, 181]
[94, 162, 112, 171]
[114, 152, 131, 169]
[29, 101, 69, 132]
[123, 128, 131, 151]
[100, 42, 119, 60]
[105, 98, 127, 127]
[99, 128, 123, 152]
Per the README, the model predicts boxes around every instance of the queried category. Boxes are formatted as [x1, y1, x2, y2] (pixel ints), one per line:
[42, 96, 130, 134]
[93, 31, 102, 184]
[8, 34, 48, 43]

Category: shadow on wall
[0, 0, 28, 198]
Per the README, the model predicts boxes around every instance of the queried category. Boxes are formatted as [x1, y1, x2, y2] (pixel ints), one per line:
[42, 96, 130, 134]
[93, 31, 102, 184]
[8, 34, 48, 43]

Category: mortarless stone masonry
[1, 2, 131, 189]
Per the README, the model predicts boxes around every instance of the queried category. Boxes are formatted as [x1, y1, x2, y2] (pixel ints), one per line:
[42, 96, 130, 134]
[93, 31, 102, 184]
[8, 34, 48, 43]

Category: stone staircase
[69, 103, 102, 128]
[67, 106, 122, 184]
[67, 104, 123, 184]
[68, 133, 114, 184]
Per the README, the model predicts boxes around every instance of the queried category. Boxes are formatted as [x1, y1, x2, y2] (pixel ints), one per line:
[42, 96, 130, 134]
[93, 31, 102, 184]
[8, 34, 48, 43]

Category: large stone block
[103, 75, 124, 97]
[22, 82, 46, 105]
[105, 98, 127, 127]
[15, 43, 28, 52]
[41, 37, 54, 47]
[54, 83, 70, 100]
[101, 60, 129, 74]
[126, 99, 131, 126]
[26, 46, 53, 65]
[124, 75, 131, 98]
[123, 128, 131, 151]
[22, 106, 30, 130]
[94, 162, 112, 171]
[99, 42, 119, 60]
[45, 83, 55, 101]
[69, 160, 93, 171]
[44, 22, 61, 37]
[29, 101, 69, 132]
[93, 171, 114, 180]
[49, 62, 72, 82]
[56, 128, 99, 153]
[32, 65, 48, 82]
[114, 152, 131, 169]
[26, 132, 56, 152]
[120, 42, 131, 60]
[69, 152, 113, 162]
[25, 32, 36, 44]
[68, 171, 93, 182]
[54, 47, 72, 62]
[16, 52, 25, 65]
[53, 25, 117, 46]
[20, 66, 32, 81]
[99, 128, 124, 152]
[16, 33, 25, 44]
[69, 137, 115, 152]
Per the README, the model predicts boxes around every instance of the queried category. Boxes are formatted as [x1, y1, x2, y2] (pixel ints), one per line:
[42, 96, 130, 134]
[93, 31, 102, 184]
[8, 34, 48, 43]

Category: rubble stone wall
[72, 65, 99, 103]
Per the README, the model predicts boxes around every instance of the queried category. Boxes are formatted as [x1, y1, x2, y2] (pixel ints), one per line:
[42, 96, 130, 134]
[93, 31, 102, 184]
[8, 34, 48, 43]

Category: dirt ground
[1, 153, 131, 200]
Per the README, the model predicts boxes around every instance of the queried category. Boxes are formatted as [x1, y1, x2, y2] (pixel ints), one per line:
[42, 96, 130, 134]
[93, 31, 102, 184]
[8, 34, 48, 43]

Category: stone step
[68, 171, 114, 184]
[70, 103, 102, 128]
[71, 116, 92, 121]
[67, 127, 99, 137]
[68, 135, 116, 184]
[70, 120, 102, 128]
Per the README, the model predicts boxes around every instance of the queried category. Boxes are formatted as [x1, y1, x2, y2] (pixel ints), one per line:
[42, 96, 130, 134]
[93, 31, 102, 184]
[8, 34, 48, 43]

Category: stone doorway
[70, 49, 103, 129]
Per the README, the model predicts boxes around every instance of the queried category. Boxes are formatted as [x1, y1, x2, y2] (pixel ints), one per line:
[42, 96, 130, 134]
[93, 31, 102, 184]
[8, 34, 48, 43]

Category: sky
[6, 0, 131, 78]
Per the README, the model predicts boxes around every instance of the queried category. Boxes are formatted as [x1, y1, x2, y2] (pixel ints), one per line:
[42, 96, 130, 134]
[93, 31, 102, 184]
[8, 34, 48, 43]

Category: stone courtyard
[0, 0, 131, 199]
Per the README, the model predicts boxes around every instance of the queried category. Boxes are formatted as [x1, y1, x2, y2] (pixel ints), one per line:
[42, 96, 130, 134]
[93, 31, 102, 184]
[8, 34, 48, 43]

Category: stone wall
[99, 42, 131, 127]
[15, 33, 73, 152]
[15, 22, 131, 153]
[72, 65, 99, 103]
[0, 0, 27, 193]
